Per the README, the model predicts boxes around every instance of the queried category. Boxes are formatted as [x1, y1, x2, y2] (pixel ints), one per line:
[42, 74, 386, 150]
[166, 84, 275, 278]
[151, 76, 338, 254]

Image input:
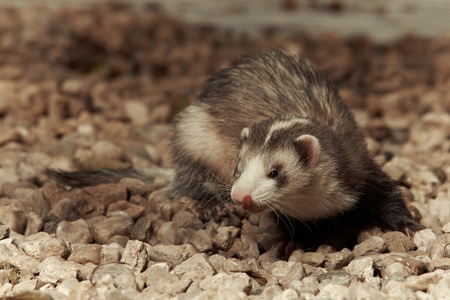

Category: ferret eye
[233, 166, 241, 179]
[268, 170, 278, 178]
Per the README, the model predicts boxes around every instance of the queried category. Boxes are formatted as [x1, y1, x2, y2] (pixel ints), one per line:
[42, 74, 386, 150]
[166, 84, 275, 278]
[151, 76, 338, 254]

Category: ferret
[48, 50, 436, 248]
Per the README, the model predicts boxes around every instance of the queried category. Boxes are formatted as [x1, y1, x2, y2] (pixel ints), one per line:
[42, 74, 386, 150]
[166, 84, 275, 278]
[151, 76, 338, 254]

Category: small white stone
[0, 283, 13, 298]
[349, 281, 386, 300]
[319, 284, 351, 300]
[171, 253, 215, 278]
[12, 279, 38, 295]
[124, 100, 149, 126]
[428, 197, 450, 224]
[442, 222, 450, 233]
[20, 240, 41, 259]
[272, 288, 299, 300]
[382, 280, 416, 299]
[199, 273, 251, 293]
[120, 240, 148, 272]
[414, 229, 437, 248]
[404, 270, 444, 291]
[40, 263, 79, 285]
[382, 262, 413, 280]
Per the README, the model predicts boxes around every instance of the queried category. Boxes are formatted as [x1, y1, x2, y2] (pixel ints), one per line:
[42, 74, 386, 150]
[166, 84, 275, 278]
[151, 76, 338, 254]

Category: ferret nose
[233, 192, 254, 211]
[242, 195, 254, 211]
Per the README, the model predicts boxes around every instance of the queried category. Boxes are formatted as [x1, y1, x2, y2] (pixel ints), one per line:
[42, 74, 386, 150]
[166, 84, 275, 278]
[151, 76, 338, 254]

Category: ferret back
[196, 50, 360, 145]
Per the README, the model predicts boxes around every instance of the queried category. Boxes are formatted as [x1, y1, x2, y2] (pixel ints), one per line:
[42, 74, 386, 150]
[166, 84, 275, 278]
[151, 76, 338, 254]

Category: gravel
[0, 3, 449, 299]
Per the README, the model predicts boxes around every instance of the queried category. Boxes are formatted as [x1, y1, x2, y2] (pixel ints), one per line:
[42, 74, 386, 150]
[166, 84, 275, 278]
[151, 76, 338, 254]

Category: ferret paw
[413, 228, 437, 248]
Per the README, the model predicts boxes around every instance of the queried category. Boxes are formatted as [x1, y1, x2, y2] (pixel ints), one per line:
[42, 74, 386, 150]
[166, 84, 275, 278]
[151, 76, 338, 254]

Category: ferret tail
[46, 168, 174, 188]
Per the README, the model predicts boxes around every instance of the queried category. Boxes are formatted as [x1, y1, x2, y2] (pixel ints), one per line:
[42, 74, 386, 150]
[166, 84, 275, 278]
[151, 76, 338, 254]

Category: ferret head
[231, 117, 356, 221]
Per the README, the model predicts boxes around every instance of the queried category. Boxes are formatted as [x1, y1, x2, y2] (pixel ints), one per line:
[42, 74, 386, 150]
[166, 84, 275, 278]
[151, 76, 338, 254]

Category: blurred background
[1, 0, 449, 42]
[0, 0, 449, 136]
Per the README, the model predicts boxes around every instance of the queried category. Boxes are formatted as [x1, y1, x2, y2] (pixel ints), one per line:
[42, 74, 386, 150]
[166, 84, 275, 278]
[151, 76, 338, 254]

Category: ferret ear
[241, 127, 250, 141]
[294, 134, 320, 166]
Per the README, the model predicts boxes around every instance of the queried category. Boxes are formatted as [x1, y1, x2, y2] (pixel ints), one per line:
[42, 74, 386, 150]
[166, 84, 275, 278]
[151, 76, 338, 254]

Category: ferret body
[50, 50, 435, 248]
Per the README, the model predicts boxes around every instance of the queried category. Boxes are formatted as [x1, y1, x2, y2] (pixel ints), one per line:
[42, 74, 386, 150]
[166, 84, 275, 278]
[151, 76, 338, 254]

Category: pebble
[14, 188, 49, 219]
[91, 213, 134, 244]
[141, 264, 177, 286]
[38, 256, 66, 273]
[20, 240, 41, 259]
[324, 248, 354, 270]
[74, 183, 128, 218]
[39, 262, 80, 285]
[12, 279, 38, 295]
[318, 270, 352, 287]
[258, 285, 284, 299]
[0, 283, 13, 298]
[130, 216, 152, 241]
[119, 178, 151, 196]
[124, 100, 150, 126]
[0, 225, 10, 240]
[120, 240, 148, 271]
[222, 258, 249, 274]
[55, 278, 82, 296]
[240, 234, 260, 259]
[0, 167, 20, 187]
[271, 261, 305, 281]
[278, 264, 306, 289]
[143, 269, 192, 295]
[156, 221, 183, 245]
[106, 235, 130, 248]
[46, 197, 78, 222]
[345, 256, 380, 288]
[215, 226, 241, 250]
[353, 236, 387, 257]
[183, 229, 213, 252]
[376, 253, 426, 276]
[91, 263, 138, 291]
[428, 273, 450, 299]
[199, 273, 252, 294]
[272, 289, 299, 300]
[294, 252, 325, 267]
[382, 231, 416, 253]
[39, 238, 70, 262]
[0, 206, 27, 234]
[208, 254, 226, 272]
[382, 280, 417, 299]
[318, 283, 351, 299]
[404, 170, 439, 198]
[101, 243, 123, 264]
[194, 287, 247, 300]
[56, 219, 93, 244]
[427, 197, 450, 224]
[382, 262, 413, 280]
[171, 253, 215, 280]
[404, 270, 444, 291]
[427, 258, 450, 271]
[107, 200, 145, 220]
[286, 276, 319, 295]
[67, 244, 103, 265]
[442, 221, 450, 233]
[172, 210, 203, 230]
[427, 241, 447, 260]
[349, 281, 386, 300]
[25, 211, 44, 236]
[0, 270, 9, 286]
[147, 244, 197, 267]
[91, 140, 124, 161]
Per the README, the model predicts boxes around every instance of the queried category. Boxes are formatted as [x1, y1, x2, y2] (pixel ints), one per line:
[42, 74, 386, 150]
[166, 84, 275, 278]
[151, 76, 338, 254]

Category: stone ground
[0, 2, 449, 300]
[1, 0, 450, 42]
